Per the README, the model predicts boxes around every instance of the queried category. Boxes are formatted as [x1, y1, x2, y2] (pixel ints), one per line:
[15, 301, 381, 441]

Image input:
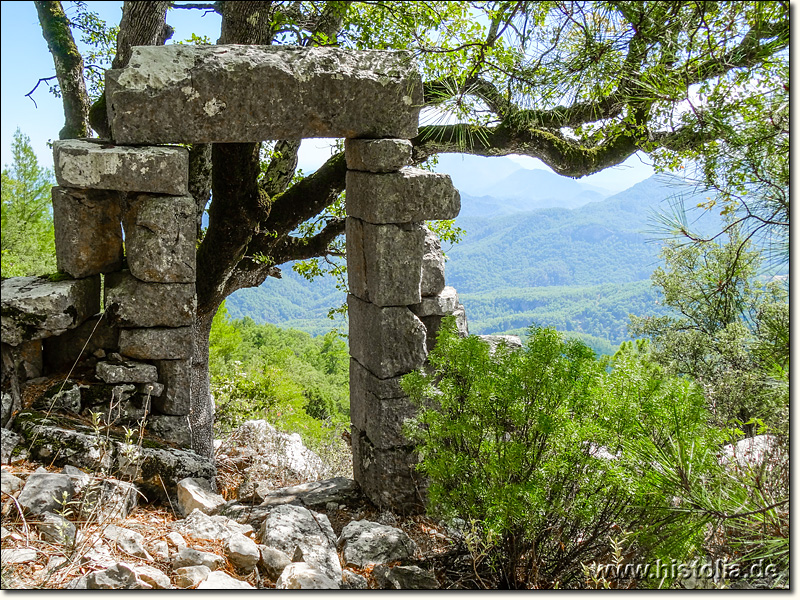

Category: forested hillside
[226, 173, 720, 351]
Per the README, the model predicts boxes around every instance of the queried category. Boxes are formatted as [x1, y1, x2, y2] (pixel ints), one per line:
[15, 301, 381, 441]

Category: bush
[402, 321, 716, 588]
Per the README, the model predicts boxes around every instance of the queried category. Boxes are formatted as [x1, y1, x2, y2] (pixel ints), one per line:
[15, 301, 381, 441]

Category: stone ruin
[1, 45, 468, 512]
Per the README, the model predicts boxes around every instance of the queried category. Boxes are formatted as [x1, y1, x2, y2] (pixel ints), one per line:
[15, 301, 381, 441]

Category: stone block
[420, 226, 445, 297]
[104, 271, 195, 328]
[347, 295, 426, 379]
[53, 139, 189, 195]
[420, 304, 469, 354]
[122, 194, 196, 283]
[107, 45, 422, 144]
[345, 139, 412, 173]
[52, 187, 124, 279]
[349, 359, 416, 450]
[351, 427, 424, 513]
[152, 359, 191, 416]
[1, 275, 101, 346]
[96, 359, 158, 384]
[11, 340, 43, 381]
[346, 168, 460, 224]
[410, 286, 459, 317]
[119, 327, 193, 360]
[346, 218, 423, 307]
[146, 415, 192, 448]
[43, 313, 118, 372]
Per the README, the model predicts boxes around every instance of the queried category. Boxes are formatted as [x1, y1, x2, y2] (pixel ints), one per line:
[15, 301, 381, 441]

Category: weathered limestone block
[1, 276, 101, 346]
[477, 335, 523, 355]
[104, 271, 195, 328]
[119, 327, 193, 360]
[345, 139, 412, 173]
[351, 427, 424, 513]
[96, 359, 158, 384]
[346, 218, 424, 307]
[52, 187, 124, 278]
[346, 168, 460, 224]
[43, 314, 119, 372]
[144, 415, 192, 448]
[420, 303, 469, 353]
[152, 359, 191, 416]
[122, 194, 196, 283]
[106, 45, 422, 144]
[349, 359, 416, 450]
[347, 295, 426, 379]
[420, 226, 446, 297]
[7, 340, 43, 382]
[410, 286, 459, 317]
[53, 139, 189, 195]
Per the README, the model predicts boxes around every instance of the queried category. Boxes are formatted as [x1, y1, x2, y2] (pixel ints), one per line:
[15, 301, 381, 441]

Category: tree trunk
[34, 1, 91, 139]
[189, 306, 217, 459]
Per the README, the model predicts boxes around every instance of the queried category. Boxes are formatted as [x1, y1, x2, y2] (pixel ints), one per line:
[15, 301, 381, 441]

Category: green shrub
[402, 321, 716, 588]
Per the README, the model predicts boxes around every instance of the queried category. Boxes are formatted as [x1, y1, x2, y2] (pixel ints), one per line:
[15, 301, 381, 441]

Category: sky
[1, 1, 653, 193]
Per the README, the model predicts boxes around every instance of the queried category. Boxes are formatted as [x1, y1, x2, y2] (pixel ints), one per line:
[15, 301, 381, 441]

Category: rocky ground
[0, 419, 467, 590]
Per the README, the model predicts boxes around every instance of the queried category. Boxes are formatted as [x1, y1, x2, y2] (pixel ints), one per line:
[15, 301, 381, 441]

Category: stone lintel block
[52, 187, 123, 279]
[345, 139, 412, 173]
[123, 194, 196, 283]
[349, 359, 416, 450]
[104, 271, 195, 328]
[43, 314, 119, 372]
[346, 218, 423, 307]
[152, 359, 191, 416]
[410, 286, 459, 317]
[53, 139, 189, 195]
[107, 45, 422, 144]
[1, 276, 101, 346]
[119, 327, 193, 361]
[347, 295, 426, 379]
[420, 226, 445, 297]
[346, 168, 460, 224]
[351, 427, 424, 514]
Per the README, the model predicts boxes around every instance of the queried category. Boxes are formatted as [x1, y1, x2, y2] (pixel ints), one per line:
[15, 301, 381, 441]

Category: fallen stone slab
[16, 467, 75, 515]
[52, 187, 124, 279]
[123, 193, 196, 283]
[275, 562, 339, 590]
[1, 275, 101, 346]
[346, 168, 460, 224]
[104, 271, 195, 328]
[1, 469, 24, 495]
[118, 327, 193, 361]
[258, 504, 342, 582]
[254, 476, 361, 509]
[347, 295, 427, 379]
[106, 45, 422, 144]
[87, 563, 152, 589]
[36, 511, 77, 546]
[175, 509, 253, 542]
[53, 138, 189, 195]
[133, 565, 171, 589]
[338, 519, 417, 568]
[197, 571, 255, 589]
[347, 218, 424, 307]
[177, 477, 226, 517]
[14, 412, 215, 502]
[345, 138, 412, 173]
[102, 524, 152, 560]
[373, 564, 438, 589]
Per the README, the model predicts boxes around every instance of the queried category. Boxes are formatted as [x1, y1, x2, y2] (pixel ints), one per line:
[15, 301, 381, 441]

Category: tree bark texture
[34, 1, 91, 139]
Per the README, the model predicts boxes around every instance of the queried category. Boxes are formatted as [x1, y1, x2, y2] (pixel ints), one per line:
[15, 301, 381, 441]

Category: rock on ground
[176, 476, 225, 516]
[197, 571, 255, 589]
[338, 519, 417, 568]
[275, 562, 340, 590]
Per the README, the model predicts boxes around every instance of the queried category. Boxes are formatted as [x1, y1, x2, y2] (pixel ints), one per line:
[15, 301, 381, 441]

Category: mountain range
[226, 161, 724, 355]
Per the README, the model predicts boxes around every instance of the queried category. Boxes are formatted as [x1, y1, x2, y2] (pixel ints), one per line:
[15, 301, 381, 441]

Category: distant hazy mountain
[226, 173, 722, 351]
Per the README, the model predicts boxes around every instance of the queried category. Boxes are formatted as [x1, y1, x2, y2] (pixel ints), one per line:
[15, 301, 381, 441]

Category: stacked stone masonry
[1, 45, 469, 512]
[345, 138, 467, 512]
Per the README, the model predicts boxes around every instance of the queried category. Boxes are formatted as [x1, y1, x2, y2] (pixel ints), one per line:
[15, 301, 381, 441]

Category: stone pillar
[345, 138, 462, 512]
[51, 139, 195, 447]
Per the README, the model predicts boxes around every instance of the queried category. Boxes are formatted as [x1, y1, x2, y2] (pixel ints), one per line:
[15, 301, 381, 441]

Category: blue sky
[1, 1, 653, 192]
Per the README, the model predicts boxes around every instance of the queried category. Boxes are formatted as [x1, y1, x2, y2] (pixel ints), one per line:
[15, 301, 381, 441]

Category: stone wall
[1, 45, 467, 512]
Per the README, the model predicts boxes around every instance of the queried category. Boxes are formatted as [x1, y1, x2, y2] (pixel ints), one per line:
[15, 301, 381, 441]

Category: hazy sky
[1, 1, 653, 193]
